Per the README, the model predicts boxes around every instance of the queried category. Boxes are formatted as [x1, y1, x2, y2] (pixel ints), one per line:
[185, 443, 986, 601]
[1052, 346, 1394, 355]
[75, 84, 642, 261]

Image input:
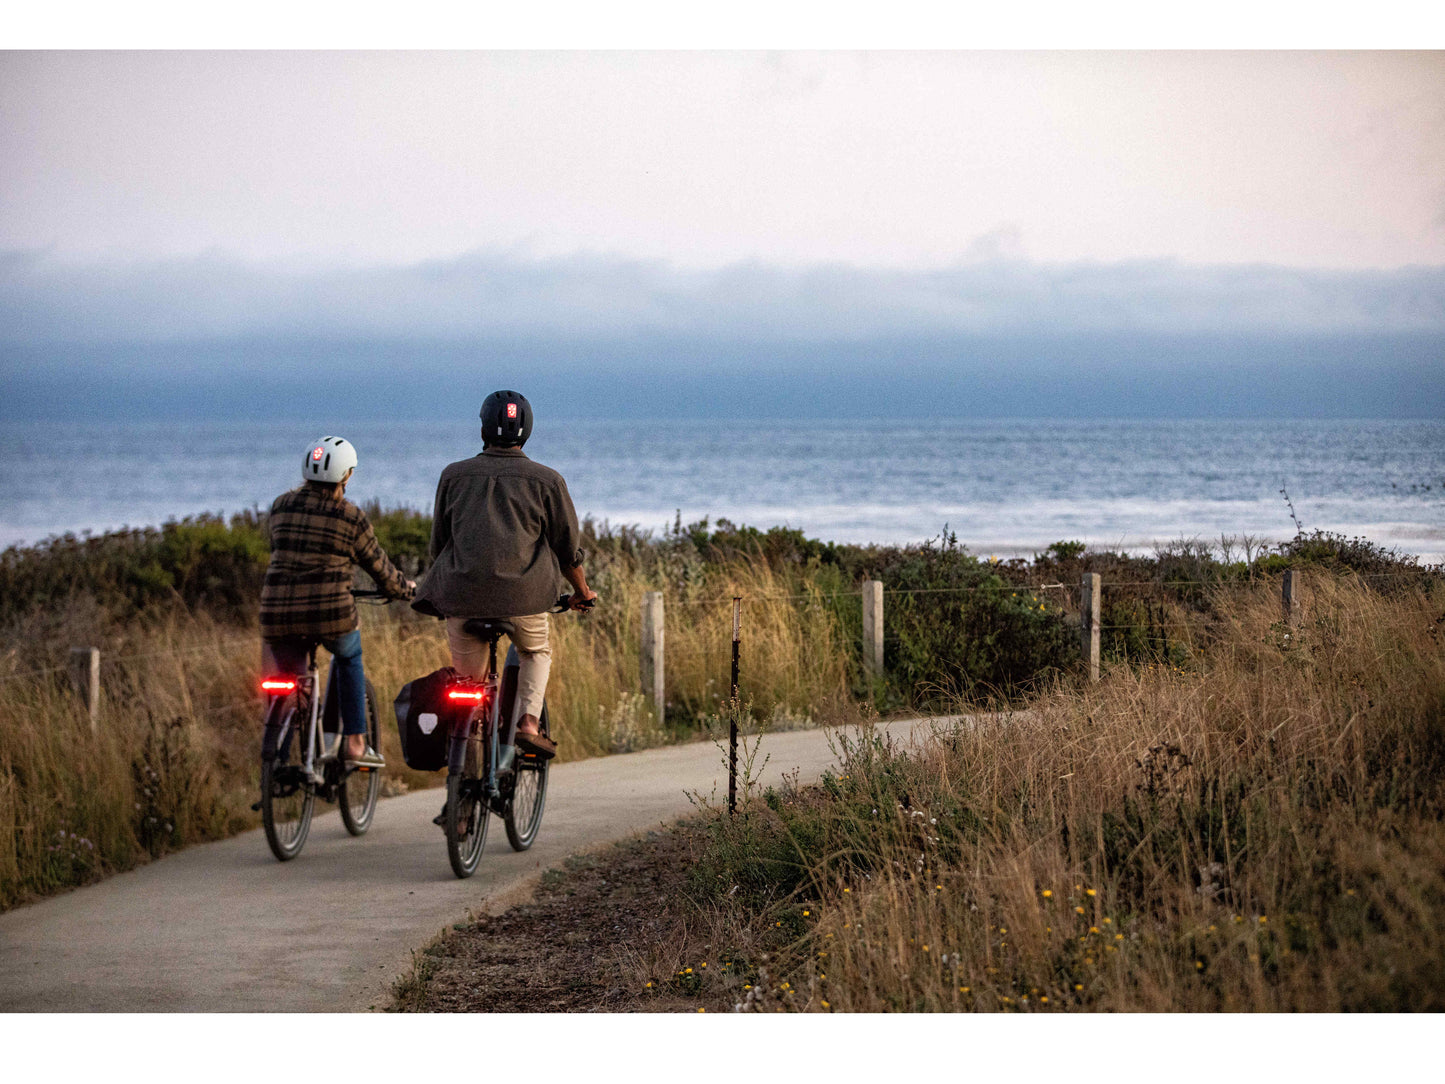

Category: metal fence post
[729, 597, 741, 816]
[862, 579, 884, 679]
[1080, 574, 1101, 683]
[68, 646, 100, 734]
[1282, 570, 1300, 627]
[641, 591, 665, 728]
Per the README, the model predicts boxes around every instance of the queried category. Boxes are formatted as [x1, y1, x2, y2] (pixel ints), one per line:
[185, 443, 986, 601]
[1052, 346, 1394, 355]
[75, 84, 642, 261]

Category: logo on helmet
[506, 403, 518, 419]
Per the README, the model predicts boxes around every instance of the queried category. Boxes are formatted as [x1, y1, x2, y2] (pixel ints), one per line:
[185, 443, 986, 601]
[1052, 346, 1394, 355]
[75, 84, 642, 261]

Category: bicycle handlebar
[550, 593, 597, 614]
[352, 588, 406, 603]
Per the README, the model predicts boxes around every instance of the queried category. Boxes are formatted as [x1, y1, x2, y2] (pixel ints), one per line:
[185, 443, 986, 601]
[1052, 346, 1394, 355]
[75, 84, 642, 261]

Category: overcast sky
[2, 45, 1442, 420]
[3, 50, 1443, 271]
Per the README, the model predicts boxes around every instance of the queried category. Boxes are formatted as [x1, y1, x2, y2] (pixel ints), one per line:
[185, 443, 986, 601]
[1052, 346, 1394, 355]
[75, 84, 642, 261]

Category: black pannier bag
[393, 666, 469, 772]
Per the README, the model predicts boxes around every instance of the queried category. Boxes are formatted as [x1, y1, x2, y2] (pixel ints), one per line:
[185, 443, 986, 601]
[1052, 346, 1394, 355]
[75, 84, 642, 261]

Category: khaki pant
[445, 613, 550, 723]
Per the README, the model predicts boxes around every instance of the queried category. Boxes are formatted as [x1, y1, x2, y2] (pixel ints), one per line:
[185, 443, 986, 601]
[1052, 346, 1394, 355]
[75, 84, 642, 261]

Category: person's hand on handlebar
[562, 563, 596, 611]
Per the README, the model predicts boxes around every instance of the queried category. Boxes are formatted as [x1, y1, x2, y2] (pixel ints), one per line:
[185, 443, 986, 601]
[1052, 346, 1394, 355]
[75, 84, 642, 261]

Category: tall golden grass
[674, 574, 1445, 1011]
[0, 553, 856, 909]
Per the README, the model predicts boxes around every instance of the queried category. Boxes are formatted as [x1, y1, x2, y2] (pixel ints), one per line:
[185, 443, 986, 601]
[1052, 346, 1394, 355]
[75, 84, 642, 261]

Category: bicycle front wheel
[261, 700, 314, 861]
[339, 678, 382, 836]
[445, 773, 488, 878]
[505, 701, 550, 852]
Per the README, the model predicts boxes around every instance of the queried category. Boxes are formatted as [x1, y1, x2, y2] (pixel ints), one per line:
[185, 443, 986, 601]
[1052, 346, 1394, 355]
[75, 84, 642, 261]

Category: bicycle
[442, 593, 595, 878]
[255, 589, 393, 861]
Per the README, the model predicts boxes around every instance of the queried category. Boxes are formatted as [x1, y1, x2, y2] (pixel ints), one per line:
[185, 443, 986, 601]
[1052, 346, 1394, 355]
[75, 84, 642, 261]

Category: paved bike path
[0, 718, 947, 1012]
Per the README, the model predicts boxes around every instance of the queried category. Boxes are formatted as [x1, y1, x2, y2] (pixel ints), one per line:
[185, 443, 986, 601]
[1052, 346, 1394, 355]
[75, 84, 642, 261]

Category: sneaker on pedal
[345, 746, 386, 770]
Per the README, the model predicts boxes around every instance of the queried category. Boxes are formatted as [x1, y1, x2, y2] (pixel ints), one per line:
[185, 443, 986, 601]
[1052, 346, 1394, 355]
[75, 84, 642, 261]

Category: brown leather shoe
[514, 727, 557, 759]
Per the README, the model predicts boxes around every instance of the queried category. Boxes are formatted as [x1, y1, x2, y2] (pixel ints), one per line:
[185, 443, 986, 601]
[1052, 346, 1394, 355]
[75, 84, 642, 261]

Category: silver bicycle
[256, 590, 388, 861]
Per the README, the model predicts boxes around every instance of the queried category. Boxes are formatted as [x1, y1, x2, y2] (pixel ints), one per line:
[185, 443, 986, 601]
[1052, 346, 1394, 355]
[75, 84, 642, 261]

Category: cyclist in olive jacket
[413, 391, 596, 759]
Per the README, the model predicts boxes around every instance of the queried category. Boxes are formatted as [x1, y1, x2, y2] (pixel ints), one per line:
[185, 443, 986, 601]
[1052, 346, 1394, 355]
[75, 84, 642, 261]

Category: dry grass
[662, 575, 1445, 1011]
[0, 552, 856, 910]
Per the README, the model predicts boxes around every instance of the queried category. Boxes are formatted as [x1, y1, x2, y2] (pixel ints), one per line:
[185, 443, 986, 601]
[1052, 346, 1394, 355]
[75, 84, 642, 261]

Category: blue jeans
[262, 629, 367, 737]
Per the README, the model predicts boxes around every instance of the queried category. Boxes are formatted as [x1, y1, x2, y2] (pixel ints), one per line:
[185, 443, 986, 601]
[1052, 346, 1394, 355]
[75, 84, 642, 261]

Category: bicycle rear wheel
[261, 699, 314, 861]
[445, 772, 488, 878]
[339, 678, 382, 836]
[505, 702, 550, 851]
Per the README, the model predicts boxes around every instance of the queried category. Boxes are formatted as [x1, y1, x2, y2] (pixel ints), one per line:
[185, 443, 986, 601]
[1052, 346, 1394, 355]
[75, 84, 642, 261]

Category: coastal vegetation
[0, 508, 1437, 920]
[397, 573, 1445, 1012]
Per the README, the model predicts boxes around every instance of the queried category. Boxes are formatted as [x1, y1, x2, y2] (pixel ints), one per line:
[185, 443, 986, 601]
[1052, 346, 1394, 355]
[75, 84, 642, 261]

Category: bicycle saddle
[461, 618, 514, 642]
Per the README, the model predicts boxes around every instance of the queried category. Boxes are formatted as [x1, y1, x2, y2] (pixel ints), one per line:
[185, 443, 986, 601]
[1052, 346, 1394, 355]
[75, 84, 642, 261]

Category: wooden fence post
[862, 580, 884, 679]
[1080, 574, 1101, 683]
[68, 646, 100, 734]
[641, 591, 665, 727]
[1282, 570, 1300, 627]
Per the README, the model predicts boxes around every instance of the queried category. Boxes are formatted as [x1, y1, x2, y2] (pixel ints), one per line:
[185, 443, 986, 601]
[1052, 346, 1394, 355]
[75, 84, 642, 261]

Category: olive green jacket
[413, 447, 584, 619]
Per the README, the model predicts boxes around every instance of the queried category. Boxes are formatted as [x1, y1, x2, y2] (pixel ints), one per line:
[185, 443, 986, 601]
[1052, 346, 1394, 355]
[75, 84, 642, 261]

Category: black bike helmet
[480, 390, 533, 448]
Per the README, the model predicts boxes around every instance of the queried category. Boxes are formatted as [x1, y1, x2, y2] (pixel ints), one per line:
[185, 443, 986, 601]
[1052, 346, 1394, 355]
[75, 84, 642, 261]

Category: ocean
[1, 418, 1441, 563]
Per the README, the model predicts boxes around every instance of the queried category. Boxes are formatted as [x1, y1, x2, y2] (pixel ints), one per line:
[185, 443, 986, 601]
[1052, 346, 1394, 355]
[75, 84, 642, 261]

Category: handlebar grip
[553, 593, 597, 612]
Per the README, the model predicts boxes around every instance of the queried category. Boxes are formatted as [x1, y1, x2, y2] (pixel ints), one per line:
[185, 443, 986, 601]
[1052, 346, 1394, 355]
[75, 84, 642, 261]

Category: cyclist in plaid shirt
[261, 436, 414, 768]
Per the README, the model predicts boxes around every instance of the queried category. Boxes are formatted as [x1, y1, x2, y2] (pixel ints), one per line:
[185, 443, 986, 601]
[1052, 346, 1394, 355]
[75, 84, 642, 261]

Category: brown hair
[304, 476, 347, 501]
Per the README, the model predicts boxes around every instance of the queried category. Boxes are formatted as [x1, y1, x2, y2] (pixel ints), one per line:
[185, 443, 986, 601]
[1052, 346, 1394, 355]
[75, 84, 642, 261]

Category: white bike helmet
[302, 436, 358, 483]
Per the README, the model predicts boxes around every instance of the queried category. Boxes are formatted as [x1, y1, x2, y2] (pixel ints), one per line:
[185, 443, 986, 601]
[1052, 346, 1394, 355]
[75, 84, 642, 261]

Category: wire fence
[2, 568, 1437, 691]
[648, 569, 1438, 609]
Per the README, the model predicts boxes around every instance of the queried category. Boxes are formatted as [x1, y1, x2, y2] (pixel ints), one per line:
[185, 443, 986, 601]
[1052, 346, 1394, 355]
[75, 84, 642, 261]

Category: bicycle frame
[447, 639, 509, 802]
[263, 649, 330, 783]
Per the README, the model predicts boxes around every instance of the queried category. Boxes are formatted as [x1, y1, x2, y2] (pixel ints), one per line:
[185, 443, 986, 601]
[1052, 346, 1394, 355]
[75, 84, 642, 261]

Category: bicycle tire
[339, 678, 382, 836]
[504, 701, 550, 852]
[445, 772, 488, 878]
[261, 699, 314, 861]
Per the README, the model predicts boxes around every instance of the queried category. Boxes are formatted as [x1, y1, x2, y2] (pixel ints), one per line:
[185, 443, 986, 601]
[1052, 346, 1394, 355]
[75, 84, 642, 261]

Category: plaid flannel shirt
[259, 485, 410, 641]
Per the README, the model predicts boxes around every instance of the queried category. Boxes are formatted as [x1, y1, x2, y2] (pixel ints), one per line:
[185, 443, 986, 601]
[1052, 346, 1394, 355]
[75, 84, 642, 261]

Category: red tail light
[447, 688, 485, 703]
[261, 678, 297, 694]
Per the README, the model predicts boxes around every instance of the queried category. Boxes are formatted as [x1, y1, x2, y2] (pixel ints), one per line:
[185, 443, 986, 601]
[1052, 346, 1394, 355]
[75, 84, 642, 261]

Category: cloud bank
[3, 249, 1443, 345]
[2, 250, 1440, 421]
